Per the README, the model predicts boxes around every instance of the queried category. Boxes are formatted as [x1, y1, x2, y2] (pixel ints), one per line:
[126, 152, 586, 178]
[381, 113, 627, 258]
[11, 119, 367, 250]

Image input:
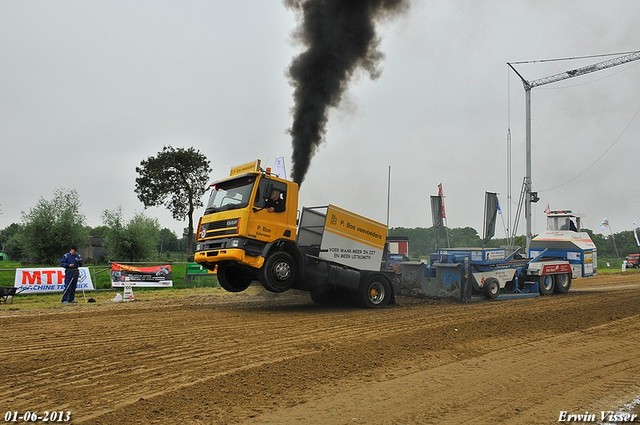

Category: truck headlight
[229, 239, 241, 248]
[195, 243, 202, 251]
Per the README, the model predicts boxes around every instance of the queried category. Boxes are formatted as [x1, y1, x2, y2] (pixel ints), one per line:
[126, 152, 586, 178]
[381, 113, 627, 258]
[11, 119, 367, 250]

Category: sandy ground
[1, 272, 639, 424]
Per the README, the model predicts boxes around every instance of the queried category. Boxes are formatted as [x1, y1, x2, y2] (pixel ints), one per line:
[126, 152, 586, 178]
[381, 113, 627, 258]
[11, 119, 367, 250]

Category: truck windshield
[204, 175, 256, 213]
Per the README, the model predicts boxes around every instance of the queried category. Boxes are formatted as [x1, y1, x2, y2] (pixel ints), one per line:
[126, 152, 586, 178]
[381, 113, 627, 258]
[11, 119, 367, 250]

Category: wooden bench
[185, 263, 217, 284]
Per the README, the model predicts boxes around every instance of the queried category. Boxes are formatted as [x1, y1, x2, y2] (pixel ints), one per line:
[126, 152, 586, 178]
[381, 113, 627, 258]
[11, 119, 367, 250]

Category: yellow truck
[194, 160, 394, 308]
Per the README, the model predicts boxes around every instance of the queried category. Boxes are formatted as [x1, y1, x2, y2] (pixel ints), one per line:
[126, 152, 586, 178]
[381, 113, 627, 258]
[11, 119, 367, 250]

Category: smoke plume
[285, 0, 408, 185]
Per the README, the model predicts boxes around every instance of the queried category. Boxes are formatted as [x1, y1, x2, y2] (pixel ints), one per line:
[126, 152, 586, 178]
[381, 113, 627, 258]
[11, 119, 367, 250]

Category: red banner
[437, 183, 446, 219]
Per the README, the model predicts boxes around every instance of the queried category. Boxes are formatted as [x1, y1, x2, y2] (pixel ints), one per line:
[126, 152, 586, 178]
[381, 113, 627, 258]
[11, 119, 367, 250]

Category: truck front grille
[201, 219, 239, 239]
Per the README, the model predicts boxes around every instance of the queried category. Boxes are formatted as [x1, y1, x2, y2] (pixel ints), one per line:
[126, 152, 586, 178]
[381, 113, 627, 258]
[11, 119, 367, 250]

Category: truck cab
[545, 210, 580, 232]
[530, 210, 597, 279]
[195, 160, 300, 292]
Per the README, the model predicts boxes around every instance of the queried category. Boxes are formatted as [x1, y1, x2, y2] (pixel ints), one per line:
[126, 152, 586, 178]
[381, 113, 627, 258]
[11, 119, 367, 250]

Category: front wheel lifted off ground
[357, 275, 392, 308]
[538, 274, 555, 295]
[259, 251, 296, 293]
[553, 273, 572, 294]
[216, 264, 253, 292]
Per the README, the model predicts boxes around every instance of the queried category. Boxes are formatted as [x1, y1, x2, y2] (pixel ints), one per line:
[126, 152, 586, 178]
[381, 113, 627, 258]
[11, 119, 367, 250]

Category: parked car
[625, 253, 640, 269]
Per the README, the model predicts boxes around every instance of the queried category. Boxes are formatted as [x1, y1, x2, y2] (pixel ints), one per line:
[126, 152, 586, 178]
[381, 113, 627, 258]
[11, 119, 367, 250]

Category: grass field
[0, 261, 219, 311]
[1, 262, 218, 287]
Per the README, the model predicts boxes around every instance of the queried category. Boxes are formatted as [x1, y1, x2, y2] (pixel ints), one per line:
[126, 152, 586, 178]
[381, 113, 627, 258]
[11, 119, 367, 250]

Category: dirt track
[2, 273, 640, 424]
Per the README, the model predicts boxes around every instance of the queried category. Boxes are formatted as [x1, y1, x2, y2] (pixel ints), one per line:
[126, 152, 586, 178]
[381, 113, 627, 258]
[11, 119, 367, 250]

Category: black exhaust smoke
[285, 0, 408, 185]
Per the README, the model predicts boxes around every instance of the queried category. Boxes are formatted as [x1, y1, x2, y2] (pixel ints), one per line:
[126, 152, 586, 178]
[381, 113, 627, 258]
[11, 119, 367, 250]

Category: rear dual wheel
[309, 285, 337, 305]
[357, 275, 392, 308]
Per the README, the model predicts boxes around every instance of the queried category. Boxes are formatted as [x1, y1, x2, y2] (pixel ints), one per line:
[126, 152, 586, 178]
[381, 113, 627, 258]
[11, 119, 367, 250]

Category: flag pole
[445, 216, 450, 248]
[602, 217, 620, 259]
[609, 226, 620, 259]
[386, 165, 391, 228]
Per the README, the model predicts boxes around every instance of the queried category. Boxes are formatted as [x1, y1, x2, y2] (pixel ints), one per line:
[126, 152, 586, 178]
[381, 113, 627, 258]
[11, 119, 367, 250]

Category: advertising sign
[229, 159, 261, 176]
[319, 204, 387, 271]
[14, 267, 95, 294]
[111, 263, 173, 287]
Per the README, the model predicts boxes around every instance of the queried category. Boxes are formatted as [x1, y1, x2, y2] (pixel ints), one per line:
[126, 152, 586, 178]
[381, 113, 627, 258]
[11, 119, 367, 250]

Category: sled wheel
[538, 274, 555, 295]
[484, 278, 500, 299]
[553, 273, 572, 294]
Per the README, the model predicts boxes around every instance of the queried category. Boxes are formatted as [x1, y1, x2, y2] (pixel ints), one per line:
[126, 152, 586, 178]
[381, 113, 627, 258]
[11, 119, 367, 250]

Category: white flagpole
[386, 165, 391, 228]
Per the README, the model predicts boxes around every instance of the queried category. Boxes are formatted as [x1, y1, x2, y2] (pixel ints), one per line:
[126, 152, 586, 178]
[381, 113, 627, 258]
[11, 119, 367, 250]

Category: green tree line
[2, 183, 636, 265]
[0, 146, 210, 265]
[0, 188, 188, 264]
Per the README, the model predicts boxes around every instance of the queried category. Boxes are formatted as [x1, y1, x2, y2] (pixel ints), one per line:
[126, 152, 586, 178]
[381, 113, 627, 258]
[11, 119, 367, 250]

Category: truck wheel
[309, 286, 336, 305]
[357, 275, 392, 308]
[217, 264, 252, 292]
[484, 278, 500, 299]
[538, 275, 555, 295]
[259, 251, 296, 293]
[553, 273, 572, 294]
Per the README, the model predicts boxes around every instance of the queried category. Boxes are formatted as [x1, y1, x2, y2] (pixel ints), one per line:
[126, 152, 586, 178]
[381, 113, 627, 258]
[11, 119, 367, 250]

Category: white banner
[14, 267, 95, 294]
[274, 156, 287, 179]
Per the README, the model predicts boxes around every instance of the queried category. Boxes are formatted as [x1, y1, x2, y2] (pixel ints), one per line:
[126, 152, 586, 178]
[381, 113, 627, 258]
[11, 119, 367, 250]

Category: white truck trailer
[296, 204, 393, 307]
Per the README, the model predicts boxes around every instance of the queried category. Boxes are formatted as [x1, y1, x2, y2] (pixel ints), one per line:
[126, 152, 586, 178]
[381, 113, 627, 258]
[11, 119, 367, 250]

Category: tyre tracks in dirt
[1, 278, 639, 424]
[248, 314, 640, 425]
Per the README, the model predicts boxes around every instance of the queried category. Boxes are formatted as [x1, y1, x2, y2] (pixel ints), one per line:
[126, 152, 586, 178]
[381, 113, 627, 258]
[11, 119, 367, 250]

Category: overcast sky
[1, 1, 639, 240]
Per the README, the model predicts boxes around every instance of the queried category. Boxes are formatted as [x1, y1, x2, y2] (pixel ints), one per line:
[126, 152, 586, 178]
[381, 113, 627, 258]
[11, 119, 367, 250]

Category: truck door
[249, 177, 296, 243]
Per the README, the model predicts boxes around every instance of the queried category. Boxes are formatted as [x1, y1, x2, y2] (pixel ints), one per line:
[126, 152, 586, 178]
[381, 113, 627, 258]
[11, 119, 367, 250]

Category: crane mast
[507, 50, 640, 254]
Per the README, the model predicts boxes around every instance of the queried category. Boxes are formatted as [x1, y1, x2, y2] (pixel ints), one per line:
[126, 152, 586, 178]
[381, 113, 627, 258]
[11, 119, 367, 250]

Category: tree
[89, 225, 110, 238]
[102, 208, 160, 262]
[448, 227, 482, 248]
[158, 228, 180, 253]
[389, 227, 438, 258]
[389, 226, 484, 258]
[19, 188, 88, 264]
[135, 146, 211, 254]
[0, 223, 24, 260]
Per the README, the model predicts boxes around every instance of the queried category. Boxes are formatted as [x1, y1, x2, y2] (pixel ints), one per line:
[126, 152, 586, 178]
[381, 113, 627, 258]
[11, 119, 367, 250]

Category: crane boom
[507, 50, 640, 254]
[528, 51, 640, 88]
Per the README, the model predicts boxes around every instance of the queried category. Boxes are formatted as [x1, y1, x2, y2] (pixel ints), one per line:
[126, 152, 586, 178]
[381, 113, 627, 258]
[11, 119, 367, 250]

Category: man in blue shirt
[60, 246, 83, 304]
